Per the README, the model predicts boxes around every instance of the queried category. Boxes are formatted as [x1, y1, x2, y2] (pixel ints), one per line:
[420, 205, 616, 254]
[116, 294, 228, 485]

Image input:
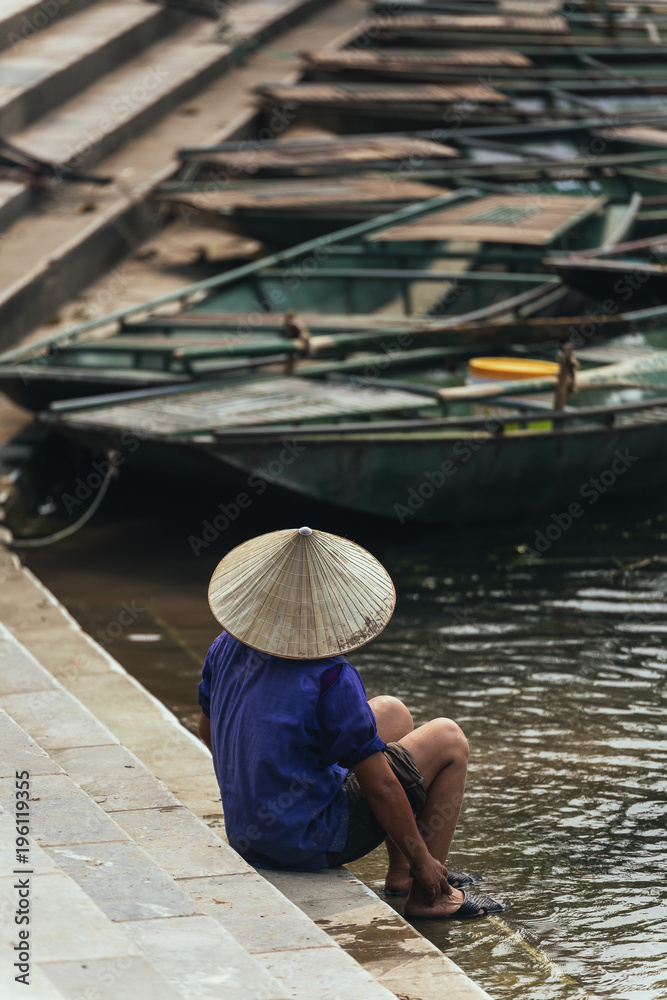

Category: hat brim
[208, 528, 396, 660]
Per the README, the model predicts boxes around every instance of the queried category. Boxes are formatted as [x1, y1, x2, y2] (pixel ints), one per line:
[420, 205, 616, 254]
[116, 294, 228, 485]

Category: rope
[10, 450, 120, 549]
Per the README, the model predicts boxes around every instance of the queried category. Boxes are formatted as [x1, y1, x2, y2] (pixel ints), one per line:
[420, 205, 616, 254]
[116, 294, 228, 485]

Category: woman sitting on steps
[197, 525, 506, 920]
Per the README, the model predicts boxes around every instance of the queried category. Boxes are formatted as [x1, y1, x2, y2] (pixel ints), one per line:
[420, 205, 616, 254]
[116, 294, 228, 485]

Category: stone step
[265, 868, 494, 1000]
[0, 0, 95, 55]
[0, 0, 356, 350]
[0, 180, 32, 233]
[12, 0, 314, 175]
[0, 627, 398, 1000]
[0, 713, 255, 1000]
[0, 0, 190, 136]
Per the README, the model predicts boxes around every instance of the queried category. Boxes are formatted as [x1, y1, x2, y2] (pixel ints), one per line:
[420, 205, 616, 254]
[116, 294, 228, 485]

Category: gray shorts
[327, 741, 427, 867]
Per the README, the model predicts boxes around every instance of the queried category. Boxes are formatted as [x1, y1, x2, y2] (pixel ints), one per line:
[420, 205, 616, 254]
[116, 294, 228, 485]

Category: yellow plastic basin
[467, 357, 560, 382]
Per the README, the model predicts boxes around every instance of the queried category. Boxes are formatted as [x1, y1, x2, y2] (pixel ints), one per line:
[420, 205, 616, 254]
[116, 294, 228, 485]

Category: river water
[24, 472, 667, 1000]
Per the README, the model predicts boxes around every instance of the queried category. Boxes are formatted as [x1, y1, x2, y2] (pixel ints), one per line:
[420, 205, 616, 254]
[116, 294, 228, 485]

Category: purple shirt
[198, 631, 385, 870]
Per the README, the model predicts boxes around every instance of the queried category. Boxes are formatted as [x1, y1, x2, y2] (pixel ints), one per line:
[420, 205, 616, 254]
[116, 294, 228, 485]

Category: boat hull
[203, 419, 667, 524]
[546, 262, 667, 310]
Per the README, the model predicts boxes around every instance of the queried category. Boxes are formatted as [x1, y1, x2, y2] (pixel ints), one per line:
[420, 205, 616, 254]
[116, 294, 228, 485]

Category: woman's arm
[198, 711, 212, 753]
[353, 752, 449, 899]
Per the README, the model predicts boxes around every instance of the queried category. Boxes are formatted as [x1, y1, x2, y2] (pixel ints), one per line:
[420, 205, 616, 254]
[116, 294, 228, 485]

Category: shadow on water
[20, 462, 667, 1000]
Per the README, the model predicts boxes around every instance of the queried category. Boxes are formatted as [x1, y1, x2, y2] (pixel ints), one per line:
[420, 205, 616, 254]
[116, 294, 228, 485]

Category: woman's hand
[410, 855, 450, 900]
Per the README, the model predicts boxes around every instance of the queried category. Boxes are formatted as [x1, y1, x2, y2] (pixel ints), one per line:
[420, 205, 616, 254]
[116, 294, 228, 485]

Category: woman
[198, 525, 505, 919]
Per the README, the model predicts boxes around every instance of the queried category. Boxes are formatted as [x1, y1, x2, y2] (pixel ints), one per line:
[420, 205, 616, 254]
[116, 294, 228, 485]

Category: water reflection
[25, 483, 667, 1000]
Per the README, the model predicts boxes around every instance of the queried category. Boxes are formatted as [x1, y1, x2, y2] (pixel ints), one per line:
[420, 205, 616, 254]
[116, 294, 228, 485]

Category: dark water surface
[24, 473, 667, 1000]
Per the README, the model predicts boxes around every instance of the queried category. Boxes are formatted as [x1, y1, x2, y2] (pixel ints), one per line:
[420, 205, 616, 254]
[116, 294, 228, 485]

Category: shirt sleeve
[316, 663, 386, 768]
[198, 646, 212, 718]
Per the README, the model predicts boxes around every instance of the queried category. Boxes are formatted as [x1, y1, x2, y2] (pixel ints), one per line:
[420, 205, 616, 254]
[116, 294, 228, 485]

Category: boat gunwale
[47, 394, 667, 440]
[206, 394, 667, 437]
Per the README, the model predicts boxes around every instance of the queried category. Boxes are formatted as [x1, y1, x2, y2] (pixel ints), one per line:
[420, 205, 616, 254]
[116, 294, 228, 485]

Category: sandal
[408, 889, 508, 921]
[447, 871, 484, 889]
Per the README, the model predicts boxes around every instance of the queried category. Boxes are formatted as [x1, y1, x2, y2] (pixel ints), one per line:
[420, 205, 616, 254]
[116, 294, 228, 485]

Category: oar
[435, 351, 667, 404]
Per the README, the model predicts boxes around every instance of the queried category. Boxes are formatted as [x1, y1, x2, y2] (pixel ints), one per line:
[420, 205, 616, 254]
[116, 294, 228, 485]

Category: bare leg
[398, 719, 470, 917]
[368, 696, 414, 893]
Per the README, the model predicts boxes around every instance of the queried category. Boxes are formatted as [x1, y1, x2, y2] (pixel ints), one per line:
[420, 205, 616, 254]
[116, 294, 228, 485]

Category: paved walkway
[0, 545, 493, 1000]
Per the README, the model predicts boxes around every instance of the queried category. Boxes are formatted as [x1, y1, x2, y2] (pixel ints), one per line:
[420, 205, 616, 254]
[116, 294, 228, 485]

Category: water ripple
[352, 544, 667, 1000]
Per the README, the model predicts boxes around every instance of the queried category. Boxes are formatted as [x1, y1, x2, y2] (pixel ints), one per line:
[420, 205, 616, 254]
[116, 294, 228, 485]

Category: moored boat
[0, 193, 588, 409]
[40, 349, 667, 524]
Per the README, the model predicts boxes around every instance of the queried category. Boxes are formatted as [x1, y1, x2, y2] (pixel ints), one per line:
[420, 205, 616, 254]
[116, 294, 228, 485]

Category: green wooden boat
[2, 191, 662, 410]
[156, 163, 650, 253]
[151, 175, 447, 244]
[177, 118, 667, 180]
[176, 133, 461, 178]
[0, 194, 579, 409]
[41, 348, 667, 524]
[364, 11, 667, 48]
[254, 79, 667, 130]
[370, 1, 667, 42]
[164, 145, 667, 240]
[302, 45, 667, 91]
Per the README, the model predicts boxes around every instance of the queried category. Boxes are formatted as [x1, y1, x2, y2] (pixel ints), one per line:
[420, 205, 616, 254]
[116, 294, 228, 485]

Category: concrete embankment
[0, 545, 493, 1000]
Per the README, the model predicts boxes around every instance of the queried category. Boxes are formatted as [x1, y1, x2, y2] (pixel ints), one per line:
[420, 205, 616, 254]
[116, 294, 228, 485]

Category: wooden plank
[255, 83, 509, 106]
[301, 48, 534, 69]
[61, 335, 259, 353]
[179, 135, 458, 172]
[0, 365, 185, 383]
[154, 177, 445, 213]
[607, 125, 667, 145]
[61, 334, 300, 359]
[369, 194, 606, 246]
[125, 313, 432, 334]
[372, 14, 569, 32]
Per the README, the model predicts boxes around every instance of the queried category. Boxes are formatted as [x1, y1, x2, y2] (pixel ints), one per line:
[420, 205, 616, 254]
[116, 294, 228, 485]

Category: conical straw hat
[208, 526, 396, 659]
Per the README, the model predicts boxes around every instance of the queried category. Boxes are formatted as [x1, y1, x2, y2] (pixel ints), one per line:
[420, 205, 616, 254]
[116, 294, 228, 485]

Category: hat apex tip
[298, 526, 313, 536]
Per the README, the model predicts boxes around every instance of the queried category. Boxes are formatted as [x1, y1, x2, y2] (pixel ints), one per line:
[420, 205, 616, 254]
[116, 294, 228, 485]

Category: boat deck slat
[255, 82, 510, 106]
[179, 135, 458, 171]
[374, 14, 569, 32]
[154, 177, 445, 212]
[369, 193, 605, 246]
[60, 378, 437, 434]
[302, 48, 535, 69]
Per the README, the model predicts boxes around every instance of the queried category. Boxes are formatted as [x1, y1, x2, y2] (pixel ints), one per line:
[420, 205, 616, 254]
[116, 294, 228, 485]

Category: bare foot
[384, 867, 412, 894]
[404, 883, 466, 919]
